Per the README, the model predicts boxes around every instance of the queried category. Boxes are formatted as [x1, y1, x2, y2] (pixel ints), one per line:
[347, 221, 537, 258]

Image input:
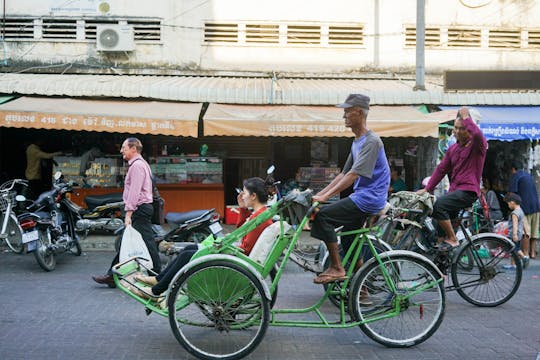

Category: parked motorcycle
[114, 208, 223, 253]
[75, 193, 124, 237]
[18, 172, 84, 271]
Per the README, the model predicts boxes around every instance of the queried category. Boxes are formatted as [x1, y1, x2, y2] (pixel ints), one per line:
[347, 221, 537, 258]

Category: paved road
[1, 245, 540, 360]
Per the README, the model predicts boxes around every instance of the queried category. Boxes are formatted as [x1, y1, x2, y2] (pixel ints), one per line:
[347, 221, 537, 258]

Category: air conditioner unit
[96, 24, 135, 51]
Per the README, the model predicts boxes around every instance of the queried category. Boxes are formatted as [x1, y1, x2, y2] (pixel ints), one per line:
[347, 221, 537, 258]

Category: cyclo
[112, 189, 446, 360]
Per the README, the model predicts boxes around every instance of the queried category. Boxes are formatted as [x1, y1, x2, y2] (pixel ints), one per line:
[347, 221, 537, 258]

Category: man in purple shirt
[93, 138, 161, 287]
[418, 107, 487, 249]
[311, 94, 390, 284]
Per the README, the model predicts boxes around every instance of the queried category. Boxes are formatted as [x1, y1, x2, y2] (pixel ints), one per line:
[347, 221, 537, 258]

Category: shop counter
[70, 183, 225, 217]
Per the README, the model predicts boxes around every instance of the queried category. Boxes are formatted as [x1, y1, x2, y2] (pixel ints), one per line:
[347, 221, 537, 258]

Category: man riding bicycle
[417, 107, 487, 250]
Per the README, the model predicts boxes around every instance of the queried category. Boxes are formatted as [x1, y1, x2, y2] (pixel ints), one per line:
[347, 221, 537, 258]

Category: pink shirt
[123, 154, 153, 211]
[426, 117, 487, 197]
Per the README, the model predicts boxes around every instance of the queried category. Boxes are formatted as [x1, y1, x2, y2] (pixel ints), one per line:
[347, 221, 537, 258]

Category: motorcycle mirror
[15, 194, 26, 202]
[54, 171, 63, 180]
[235, 187, 242, 194]
[266, 165, 275, 175]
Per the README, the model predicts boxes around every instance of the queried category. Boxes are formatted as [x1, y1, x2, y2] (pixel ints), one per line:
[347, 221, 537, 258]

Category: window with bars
[246, 24, 279, 43]
[447, 28, 481, 47]
[328, 25, 364, 46]
[489, 29, 521, 48]
[287, 25, 321, 44]
[528, 30, 540, 48]
[404, 26, 441, 47]
[127, 20, 161, 41]
[1, 18, 34, 39]
[204, 23, 238, 43]
[42, 18, 77, 39]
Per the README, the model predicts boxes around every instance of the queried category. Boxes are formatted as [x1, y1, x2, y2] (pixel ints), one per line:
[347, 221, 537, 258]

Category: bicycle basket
[0, 191, 16, 212]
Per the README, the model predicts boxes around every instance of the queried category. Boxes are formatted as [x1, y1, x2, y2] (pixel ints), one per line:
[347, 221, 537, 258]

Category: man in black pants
[311, 94, 390, 284]
[92, 137, 161, 287]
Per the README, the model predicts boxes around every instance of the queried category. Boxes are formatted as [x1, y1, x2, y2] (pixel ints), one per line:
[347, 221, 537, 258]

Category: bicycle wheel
[4, 214, 24, 254]
[168, 260, 269, 360]
[451, 235, 522, 307]
[349, 253, 445, 347]
[322, 237, 392, 309]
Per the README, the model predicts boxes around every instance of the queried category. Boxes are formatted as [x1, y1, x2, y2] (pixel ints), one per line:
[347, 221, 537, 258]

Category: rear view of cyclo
[113, 190, 445, 360]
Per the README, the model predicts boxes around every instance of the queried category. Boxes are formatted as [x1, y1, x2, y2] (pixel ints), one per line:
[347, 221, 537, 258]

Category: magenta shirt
[123, 154, 153, 211]
[426, 117, 487, 197]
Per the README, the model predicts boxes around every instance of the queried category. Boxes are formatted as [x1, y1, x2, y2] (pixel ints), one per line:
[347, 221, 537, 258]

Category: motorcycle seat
[85, 193, 123, 209]
[165, 209, 213, 225]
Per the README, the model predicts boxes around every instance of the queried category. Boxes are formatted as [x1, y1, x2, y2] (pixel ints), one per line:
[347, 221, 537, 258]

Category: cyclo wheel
[349, 253, 445, 347]
[168, 259, 269, 360]
[451, 235, 522, 307]
[322, 237, 392, 309]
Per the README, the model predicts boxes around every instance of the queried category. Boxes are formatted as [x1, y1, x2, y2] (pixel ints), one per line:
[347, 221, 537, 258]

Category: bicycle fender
[361, 249, 444, 279]
[166, 254, 272, 302]
[8, 213, 23, 237]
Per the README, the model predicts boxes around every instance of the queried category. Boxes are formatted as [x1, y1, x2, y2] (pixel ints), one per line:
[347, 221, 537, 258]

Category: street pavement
[1, 234, 540, 360]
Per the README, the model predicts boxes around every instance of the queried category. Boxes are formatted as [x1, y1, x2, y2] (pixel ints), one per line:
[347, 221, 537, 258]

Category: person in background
[311, 94, 390, 284]
[417, 107, 488, 250]
[481, 179, 503, 222]
[503, 193, 530, 270]
[509, 160, 540, 259]
[25, 141, 62, 200]
[133, 177, 272, 299]
[388, 166, 407, 194]
[92, 137, 161, 287]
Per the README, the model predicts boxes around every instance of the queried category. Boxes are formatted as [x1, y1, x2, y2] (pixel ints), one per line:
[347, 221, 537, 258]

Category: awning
[203, 104, 441, 137]
[0, 97, 202, 137]
[439, 106, 540, 141]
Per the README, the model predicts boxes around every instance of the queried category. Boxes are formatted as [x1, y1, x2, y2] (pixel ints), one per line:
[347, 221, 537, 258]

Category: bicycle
[112, 189, 445, 360]
[381, 197, 521, 307]
[0, 179, 28, 253]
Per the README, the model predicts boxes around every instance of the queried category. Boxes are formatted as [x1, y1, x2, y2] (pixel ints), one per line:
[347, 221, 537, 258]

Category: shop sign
[480, 123, 540, 141]
[0, 111, 197, 137]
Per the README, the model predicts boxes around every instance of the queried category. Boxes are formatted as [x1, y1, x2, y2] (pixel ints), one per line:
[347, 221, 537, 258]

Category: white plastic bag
[119, 225, 153, 270]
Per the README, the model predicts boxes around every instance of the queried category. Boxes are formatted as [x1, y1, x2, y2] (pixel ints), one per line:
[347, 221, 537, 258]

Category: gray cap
[336, 94, 370, 110]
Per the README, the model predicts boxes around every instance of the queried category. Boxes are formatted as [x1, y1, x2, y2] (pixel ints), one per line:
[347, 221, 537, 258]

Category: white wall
[3, 0, 540, 73]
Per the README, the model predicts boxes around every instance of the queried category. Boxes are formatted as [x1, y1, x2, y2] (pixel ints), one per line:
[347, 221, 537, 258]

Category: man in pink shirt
[93, 137, 161, 287]
[418, 107, 488, 249]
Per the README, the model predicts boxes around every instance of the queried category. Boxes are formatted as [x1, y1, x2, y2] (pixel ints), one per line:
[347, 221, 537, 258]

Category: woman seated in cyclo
[132, 177, 272, 300]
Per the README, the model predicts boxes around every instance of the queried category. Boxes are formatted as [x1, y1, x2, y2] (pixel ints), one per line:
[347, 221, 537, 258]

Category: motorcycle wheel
[69, 239, 82, 256]
[34, 229, 56, 271]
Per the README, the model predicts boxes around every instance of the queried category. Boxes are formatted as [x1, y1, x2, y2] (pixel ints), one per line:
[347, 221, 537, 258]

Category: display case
[149, 156, 223, 184]
[53, 155, 123, 187]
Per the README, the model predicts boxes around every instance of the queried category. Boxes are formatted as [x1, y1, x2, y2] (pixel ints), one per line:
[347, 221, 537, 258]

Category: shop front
[0, 96, 442, 219]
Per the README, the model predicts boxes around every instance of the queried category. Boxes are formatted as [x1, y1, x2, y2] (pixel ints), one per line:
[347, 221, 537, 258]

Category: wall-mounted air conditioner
[96, 24, 135, 51]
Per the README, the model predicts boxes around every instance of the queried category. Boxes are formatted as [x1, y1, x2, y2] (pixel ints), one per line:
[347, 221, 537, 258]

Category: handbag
[119, 225, 153, 269]
[151, 177, 165, 225]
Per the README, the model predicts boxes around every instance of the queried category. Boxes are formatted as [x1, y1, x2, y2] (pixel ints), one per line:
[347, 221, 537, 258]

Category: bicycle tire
[168, 260, 269, 360]
[349, 253, 445, 347]
[4, 214, 24, 254]
[451, 235, 522, 307]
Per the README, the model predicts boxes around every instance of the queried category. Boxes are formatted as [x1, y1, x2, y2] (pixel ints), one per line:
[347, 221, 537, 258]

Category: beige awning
[204, 104, 441, 137]
[0, 97, 202, 137]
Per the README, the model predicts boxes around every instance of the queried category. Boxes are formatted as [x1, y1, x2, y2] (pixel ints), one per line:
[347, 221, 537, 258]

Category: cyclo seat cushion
[249, 222, 291, 265]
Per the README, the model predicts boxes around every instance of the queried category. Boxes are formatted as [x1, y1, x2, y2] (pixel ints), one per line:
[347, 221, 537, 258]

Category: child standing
[503, 193, 530, 269]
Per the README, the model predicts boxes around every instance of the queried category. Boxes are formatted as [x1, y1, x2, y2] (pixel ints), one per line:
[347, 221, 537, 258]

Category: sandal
[313, 273, 348, 285]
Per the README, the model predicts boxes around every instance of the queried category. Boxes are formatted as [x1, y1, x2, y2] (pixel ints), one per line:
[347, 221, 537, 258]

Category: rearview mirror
[266, 165, 275, 175]
[15, 195, 26, 202]
[54, 171, 62, 180]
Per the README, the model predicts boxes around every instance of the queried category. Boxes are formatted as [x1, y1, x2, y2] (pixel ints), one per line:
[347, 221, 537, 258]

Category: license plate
[22, 230, 39, 244]
[209, 222, 223, 234]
